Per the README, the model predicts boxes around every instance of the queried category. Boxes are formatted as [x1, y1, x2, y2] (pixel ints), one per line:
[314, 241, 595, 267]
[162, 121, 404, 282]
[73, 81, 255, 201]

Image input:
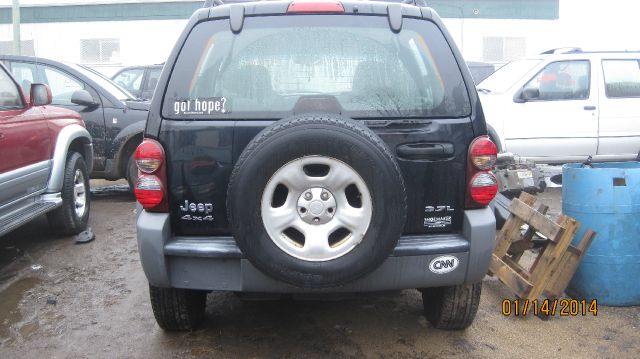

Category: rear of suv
[136, 0, 497, 331]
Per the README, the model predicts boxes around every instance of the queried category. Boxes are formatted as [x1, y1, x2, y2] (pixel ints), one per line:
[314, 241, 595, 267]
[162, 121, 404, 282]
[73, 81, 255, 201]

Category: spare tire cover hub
[297, 187, 337, 224]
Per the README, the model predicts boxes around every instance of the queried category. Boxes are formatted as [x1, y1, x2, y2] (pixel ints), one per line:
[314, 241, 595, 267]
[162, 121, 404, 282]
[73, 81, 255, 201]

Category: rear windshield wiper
[477, 88, 491, 94]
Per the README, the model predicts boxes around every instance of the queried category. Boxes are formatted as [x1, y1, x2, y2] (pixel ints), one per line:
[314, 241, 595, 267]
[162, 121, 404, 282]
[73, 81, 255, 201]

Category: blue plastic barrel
[562, 162, 640, 306]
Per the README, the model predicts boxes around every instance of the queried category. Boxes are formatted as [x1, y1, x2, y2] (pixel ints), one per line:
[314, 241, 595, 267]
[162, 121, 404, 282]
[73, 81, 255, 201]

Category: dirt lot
[1, 184, 638, 359]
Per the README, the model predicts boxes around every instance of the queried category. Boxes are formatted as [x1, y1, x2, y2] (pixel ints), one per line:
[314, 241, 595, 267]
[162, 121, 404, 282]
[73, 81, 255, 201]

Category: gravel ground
[0, 184, 638, 359]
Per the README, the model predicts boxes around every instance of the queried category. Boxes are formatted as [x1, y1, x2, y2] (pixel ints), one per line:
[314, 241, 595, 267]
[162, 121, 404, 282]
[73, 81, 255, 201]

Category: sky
[558, 0, 640, 51]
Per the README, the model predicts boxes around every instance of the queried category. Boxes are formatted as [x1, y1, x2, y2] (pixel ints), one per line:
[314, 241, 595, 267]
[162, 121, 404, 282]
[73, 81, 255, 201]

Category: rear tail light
[469, 137, 497, 170]
[468, 173, 498, 205]
[466, 136, 498, 208]
[135, 176, 166, 209]
[287, 1, 345, 13]
[135, 140, 164, 173]
[134, 139, 168, 212]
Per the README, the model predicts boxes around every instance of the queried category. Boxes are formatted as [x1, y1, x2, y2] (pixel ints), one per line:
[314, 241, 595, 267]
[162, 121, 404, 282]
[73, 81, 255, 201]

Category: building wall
[444, 18, 560, 63]
[10, 0, 637, 77]
[0, 19, 186, 75]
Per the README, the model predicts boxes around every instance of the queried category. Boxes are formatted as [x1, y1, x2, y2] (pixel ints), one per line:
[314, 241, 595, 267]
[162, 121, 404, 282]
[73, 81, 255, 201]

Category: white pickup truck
[478, 48, 640, 163]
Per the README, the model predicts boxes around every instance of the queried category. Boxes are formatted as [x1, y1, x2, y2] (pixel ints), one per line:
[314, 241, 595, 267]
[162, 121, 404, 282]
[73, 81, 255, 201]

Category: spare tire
[227, 114, 407, 288]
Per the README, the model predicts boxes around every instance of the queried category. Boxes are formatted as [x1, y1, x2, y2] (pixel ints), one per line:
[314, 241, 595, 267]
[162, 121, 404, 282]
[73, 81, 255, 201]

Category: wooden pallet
[489, 192, 596, 302]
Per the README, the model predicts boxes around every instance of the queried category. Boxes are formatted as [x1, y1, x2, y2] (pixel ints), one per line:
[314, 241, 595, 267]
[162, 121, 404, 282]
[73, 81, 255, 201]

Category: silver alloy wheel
[261, 156, 373, 262]
[73, 169, 87, 218]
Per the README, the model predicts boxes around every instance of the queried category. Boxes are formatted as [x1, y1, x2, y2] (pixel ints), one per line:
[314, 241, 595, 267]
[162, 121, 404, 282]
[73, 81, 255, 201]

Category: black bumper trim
[164, 234, 469, 259]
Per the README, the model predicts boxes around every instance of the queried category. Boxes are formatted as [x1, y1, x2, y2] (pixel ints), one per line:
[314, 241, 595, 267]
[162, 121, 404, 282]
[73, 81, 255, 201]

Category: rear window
[163, 15, 470, 119]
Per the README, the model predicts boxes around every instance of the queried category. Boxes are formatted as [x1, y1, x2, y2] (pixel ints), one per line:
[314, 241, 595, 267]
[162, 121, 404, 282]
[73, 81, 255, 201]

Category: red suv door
[0, 65, 51, 207]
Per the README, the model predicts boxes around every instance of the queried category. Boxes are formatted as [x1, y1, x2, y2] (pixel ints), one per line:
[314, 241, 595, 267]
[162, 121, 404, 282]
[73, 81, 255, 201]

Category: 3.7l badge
[425, 205, 454, 213]
[424, 204, 454, 228]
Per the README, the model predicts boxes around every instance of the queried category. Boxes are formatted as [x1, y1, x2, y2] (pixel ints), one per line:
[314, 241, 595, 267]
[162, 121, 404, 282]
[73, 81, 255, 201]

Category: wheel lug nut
[321, 192, 329, 200]
[304, 192, 312, 200]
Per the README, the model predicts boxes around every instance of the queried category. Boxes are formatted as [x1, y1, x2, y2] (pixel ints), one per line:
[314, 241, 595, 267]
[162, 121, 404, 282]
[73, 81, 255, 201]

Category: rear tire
[421, 282, 481, 330]
[47, 152, 90, 235]
[149, 285, 207, 331]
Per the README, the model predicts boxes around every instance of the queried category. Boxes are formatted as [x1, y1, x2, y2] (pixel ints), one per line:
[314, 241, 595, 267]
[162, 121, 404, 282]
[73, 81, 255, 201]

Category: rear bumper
[136, 205, 495, 292]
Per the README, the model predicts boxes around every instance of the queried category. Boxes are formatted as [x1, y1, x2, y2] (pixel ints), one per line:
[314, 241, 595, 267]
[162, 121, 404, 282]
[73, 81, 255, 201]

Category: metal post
[12, 0, 21, 55]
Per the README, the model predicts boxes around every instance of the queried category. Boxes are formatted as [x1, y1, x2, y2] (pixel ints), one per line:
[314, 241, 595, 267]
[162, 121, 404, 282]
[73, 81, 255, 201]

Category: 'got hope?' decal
[173, 97, 227, 115]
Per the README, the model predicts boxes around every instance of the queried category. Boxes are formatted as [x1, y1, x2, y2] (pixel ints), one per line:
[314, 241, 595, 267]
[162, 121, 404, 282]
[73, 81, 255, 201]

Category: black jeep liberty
[134, 0, 498, 331]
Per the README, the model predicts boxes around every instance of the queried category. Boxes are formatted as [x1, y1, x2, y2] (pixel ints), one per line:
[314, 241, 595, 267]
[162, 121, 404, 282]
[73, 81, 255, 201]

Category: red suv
[0, 64, 93, 237]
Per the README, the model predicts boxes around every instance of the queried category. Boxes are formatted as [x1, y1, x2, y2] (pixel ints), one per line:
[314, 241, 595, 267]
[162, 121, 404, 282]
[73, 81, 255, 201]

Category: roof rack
[203, 0, 429, 7]
[367, 0, 428, 5]
[388, 0, 429, 6]
[203, 0, 243, 6]
[540, 47, 583, 55]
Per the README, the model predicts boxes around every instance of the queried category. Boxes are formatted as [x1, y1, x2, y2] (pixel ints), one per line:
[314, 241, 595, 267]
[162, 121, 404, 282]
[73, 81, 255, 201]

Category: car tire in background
[126, 152, 138, 191]
[149, 285, 207, 331]
[421, 282, 482, 330]
[47, 152, 91, 235]
[227, 114, 407, 288]
[486, 125, 502, 153]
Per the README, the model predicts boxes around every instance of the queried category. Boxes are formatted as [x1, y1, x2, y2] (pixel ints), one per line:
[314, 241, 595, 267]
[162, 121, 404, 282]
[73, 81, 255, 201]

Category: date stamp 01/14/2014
[502, 299, 599, 317]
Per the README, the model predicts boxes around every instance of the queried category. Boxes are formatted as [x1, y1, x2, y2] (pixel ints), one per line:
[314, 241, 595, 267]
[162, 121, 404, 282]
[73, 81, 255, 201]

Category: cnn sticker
[429, 255, 459, 274]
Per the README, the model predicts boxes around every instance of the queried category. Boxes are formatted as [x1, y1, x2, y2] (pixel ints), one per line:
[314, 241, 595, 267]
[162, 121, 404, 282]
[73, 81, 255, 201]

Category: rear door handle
[397, 143, 454, 160]
[584, 106, 596, 111]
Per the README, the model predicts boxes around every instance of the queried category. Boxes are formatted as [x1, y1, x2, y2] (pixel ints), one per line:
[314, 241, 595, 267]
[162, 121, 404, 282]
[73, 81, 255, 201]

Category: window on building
[602, 59, 640, 98]
[483, 37, 526, 63]
[523, 60, 590, 101]
[80, 38, 120, 64]
[0, 40, 36, 56]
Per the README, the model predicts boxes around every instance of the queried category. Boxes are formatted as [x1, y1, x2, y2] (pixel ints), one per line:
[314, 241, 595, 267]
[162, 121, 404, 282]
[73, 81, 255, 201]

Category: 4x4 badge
[180, 200, 214, 222]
